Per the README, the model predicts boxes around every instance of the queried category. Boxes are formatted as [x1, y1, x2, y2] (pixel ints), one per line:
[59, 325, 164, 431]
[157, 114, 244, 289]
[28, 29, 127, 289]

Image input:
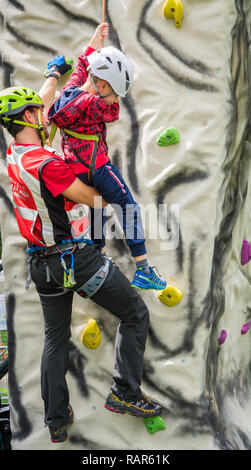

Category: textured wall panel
[0, 0, 250, 450]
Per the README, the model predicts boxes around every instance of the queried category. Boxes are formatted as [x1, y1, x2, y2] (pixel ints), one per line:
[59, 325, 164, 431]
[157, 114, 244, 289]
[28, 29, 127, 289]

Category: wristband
[46, 70, 60, 80]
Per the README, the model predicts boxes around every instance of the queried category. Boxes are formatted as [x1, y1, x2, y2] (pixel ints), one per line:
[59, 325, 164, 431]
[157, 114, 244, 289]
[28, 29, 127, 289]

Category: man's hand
[88, 23, 109, 50]
[44, 55, 74, 80]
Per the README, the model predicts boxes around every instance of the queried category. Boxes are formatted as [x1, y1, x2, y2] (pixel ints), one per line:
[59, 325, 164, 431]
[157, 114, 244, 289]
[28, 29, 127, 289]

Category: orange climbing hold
[163, 0, 184, 28]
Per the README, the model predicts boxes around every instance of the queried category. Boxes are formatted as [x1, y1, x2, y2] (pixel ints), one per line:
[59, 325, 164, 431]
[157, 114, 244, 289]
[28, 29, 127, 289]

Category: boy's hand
[88, 23, 109, 50]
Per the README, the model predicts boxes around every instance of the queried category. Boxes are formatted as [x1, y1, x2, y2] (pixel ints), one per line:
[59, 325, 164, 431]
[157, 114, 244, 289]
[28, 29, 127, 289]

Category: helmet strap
[4, 108, 46, 146]
[36, 108, 46, 147]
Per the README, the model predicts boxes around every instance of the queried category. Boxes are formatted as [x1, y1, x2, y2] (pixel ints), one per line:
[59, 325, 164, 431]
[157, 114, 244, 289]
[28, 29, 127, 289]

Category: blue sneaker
[131, 266, 166, 290]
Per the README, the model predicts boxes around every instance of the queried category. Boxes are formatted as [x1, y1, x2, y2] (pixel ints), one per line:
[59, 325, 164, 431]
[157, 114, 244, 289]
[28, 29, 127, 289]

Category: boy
[47, 23, 166, 291]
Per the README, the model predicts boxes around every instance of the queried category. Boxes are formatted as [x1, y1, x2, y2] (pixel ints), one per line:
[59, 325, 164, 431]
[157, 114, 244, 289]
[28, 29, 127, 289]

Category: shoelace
[149, 266, 165, 285]
[151, 265, 161, 277]
[136, 396, 151, 406]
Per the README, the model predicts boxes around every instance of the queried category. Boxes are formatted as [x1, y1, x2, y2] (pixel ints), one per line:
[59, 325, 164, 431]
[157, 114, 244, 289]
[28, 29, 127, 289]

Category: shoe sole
[131, 283, 166, 291]
[51, 435, 68, 443]
[104, 402, 161, 418]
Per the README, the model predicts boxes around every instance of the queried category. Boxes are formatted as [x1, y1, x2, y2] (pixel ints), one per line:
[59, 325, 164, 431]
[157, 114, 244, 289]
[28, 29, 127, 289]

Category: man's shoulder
[10, 143, 63, 164]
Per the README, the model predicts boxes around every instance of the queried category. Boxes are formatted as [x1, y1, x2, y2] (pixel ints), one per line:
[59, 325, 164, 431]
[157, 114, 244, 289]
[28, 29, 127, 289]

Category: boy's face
[98, 81, 119, 104]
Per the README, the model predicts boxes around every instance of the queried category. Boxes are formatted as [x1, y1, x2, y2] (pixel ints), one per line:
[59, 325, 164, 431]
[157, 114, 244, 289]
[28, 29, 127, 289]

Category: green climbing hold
[144, 416, 166, 434]
[157, 127, 180, 146]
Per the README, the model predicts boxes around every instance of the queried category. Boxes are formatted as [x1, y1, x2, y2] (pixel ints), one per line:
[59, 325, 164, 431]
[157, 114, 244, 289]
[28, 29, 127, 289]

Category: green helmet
[0, 86, 46, 145]
[0, 86, 43, 116]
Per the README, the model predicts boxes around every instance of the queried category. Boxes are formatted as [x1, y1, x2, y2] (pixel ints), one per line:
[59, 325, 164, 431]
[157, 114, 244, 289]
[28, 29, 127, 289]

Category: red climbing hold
[241, 322, 251, 335]
[218, 330, 227, 345]
[241, 239, 251, 265]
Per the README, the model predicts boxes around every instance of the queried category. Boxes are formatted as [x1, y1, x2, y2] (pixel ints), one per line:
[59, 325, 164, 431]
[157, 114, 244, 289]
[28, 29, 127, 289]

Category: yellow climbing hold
[163, 0, 183, 28]
[81, 319, 101, 349]
[158, 285, 183, 306]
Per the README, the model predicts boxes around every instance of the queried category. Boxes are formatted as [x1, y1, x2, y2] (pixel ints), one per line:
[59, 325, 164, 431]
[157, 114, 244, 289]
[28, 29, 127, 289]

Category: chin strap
[2, 108, 46, 146]
[36, 108, 46, 146]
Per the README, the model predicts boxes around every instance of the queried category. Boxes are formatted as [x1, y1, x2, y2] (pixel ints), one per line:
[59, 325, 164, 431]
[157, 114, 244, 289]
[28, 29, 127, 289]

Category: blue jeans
[77, 163, 146, 257]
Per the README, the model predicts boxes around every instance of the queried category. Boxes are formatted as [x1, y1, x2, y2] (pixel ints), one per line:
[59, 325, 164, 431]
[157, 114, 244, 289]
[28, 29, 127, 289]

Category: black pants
[30, 244, 149, 428]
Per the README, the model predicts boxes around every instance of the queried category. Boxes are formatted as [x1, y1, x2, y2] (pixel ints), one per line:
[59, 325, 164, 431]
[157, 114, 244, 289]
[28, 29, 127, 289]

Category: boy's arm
[96, 99, 120, 123]
[60, 53, 91, 91]
[61, 23, 109, 92]
[88, 23, 108, 50]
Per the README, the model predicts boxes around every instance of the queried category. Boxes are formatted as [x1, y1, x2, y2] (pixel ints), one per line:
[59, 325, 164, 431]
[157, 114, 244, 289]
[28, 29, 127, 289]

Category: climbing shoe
[105, 393, 162, 418]
[131, 266, 166, 290]
[49, 404, 74, 443]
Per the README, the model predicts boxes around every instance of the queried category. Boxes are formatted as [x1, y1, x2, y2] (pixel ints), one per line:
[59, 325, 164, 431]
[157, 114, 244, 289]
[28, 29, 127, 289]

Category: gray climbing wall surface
[0, 0, 251, 451]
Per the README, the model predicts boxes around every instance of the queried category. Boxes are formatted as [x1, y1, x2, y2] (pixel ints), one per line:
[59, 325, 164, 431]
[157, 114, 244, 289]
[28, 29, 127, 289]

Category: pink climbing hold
[241, 239, 251, 265]
[218, 330, 227, 345]
[241, 322, 251, 335]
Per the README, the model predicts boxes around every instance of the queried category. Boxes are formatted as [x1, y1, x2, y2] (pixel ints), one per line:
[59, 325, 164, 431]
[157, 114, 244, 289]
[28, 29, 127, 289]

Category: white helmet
[88, 46, 134, 97]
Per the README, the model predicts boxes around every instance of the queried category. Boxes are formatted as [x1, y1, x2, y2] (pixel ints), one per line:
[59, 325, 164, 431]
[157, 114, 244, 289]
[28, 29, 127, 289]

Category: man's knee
[124, 290, 150, 327]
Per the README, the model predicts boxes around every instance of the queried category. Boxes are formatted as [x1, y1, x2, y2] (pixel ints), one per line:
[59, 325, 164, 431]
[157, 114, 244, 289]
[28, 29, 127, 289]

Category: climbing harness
[26, 244, 46, 290]
[26, 238, 92, 289]
[59, 246, 77, 288]
[76, 258, 110, 298]
[48, 124, 100, 184]
[26, 237, 110, 298]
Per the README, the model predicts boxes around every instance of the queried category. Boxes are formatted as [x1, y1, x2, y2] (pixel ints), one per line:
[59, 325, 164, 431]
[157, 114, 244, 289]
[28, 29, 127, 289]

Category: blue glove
[44, 55, 73, 79]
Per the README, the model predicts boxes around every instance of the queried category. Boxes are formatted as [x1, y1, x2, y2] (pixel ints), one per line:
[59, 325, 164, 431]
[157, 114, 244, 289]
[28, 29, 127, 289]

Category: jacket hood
[48, 87, 84, 128]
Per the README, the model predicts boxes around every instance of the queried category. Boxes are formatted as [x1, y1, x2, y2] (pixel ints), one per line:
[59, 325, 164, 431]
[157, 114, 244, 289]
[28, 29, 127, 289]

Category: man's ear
[23, 108, 35, 124]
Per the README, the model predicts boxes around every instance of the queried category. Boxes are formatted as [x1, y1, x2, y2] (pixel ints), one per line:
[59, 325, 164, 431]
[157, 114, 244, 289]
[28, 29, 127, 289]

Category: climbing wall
[0, 0, 251, 450]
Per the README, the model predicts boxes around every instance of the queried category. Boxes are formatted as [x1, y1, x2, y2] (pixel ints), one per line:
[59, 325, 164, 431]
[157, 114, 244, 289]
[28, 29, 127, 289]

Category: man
[0, 73, 161, 443]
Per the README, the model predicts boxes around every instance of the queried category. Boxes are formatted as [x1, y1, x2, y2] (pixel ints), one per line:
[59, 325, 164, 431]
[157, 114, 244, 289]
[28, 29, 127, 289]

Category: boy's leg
[77, 172, 106, 253]
[93, 164, 166, 290]
[93, 164, 146, 258]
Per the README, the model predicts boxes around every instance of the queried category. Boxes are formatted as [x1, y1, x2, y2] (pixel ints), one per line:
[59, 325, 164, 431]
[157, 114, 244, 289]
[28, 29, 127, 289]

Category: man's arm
[62, 177, 107, 208]
[38, 76, 59, 114]
[40, 158, 107, 208]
